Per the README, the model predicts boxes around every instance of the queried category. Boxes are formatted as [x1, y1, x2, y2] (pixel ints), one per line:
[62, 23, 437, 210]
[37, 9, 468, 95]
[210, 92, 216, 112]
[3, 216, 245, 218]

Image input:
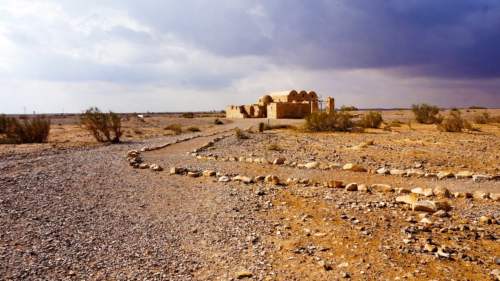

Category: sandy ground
[0, 110, 499, 280]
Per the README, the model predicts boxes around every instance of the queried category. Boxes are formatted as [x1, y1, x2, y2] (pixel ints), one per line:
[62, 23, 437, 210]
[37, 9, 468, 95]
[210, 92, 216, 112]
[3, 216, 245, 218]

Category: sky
[1, 0, 500, 113]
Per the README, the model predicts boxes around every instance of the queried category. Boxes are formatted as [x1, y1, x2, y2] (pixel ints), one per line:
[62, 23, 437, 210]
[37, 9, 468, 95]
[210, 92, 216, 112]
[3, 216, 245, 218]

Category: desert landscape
[2, 1, 500, 280]
[1, 107, 499, 280]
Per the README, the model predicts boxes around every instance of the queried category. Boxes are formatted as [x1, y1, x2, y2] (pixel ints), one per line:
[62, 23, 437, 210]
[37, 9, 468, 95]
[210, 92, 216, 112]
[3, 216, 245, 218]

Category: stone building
[226, 90, 334, 119]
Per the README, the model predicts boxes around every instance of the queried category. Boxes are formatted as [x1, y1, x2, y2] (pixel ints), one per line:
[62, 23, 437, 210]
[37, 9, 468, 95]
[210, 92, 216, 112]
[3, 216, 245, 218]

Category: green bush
[437, 111, 471, 132]
[3, 116, 51, 143]
[304, 111, 357, 132]
[81, 107, 122, 143]
[164, 124, 183, 135]
[358, 111, 383, 128]
[412, 104, 443, 124]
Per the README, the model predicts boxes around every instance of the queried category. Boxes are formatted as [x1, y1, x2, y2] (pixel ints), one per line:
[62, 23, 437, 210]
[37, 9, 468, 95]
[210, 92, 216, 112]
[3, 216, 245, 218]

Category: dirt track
[0, 121, 274, 280]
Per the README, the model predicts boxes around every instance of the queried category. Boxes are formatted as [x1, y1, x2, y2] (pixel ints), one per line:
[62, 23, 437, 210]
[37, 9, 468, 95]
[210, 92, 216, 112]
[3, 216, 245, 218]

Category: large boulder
[412, 200, 451, 213]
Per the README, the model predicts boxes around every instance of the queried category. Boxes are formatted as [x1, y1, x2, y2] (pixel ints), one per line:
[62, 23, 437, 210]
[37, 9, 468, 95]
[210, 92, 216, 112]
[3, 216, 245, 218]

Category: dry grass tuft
[358, 111, 383, 128]
[437, 111, 471, 132]
[234, 127, 249, 139]
[164, 124, 183, 135]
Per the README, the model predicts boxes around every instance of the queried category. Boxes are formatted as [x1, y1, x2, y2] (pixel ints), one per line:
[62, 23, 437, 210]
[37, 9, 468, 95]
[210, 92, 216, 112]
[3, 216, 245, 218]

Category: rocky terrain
[1, 113, 499, 280]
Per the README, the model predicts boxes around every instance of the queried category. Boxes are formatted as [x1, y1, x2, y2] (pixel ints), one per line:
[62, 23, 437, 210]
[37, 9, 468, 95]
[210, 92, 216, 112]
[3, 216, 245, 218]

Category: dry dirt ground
[0, 110, 499, 280]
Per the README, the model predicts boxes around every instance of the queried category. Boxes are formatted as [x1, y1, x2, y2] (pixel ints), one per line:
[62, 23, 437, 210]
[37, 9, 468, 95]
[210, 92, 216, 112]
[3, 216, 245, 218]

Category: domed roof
[260, 95, 273, 105]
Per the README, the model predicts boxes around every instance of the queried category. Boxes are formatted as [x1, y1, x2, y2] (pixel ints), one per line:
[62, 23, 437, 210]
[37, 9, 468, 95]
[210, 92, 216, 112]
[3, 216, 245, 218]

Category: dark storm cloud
[111, 0, 500, 79]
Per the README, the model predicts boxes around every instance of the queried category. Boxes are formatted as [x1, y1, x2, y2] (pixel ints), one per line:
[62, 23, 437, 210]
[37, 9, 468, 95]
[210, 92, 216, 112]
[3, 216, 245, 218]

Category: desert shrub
[164, 124, 183, 135]
[358, 111, 383, 128]
[473, 112, 490, 124]
[490, 115, 500, 123]
[0, 114, 11, 133]
[133, 129, 143, 135]
[469, 106, 487, 109]
[3, 116, 51, 143]
[181, 112, 195, 118]
[81, 107, 122, 143]
[437, 111, 471, 132]
[412, 104, 443, 124]
[340, 105, 358, 111]
[186, 126, 201, 132]
[214, 118, 224, 125]
[304, 111, 356, 132]
[234, 127, 249, 139]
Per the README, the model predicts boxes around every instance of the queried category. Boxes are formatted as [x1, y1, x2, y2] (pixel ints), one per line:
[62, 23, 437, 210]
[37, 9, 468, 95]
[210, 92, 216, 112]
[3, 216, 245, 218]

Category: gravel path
[0, 126, 271, 280]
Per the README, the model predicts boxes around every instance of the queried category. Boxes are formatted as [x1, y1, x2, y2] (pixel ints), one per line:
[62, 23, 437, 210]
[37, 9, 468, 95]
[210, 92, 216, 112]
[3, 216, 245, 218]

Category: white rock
[304, 161, 320, 169]
[411, 187, 433, 197]
[149, 164, 163, 171]
[473, 174, 491, 182]
[343, 163, 367, 172]
[376, 167, 390, 175]
[455, 171, 474, 179]
[437, 171, 454, 180]
[218, 176, 230, 182]
[390, 169, 406, 176]
[406, 169, 425, 177]
[233, 175, 253, 184]
[370, 184, 393, 193]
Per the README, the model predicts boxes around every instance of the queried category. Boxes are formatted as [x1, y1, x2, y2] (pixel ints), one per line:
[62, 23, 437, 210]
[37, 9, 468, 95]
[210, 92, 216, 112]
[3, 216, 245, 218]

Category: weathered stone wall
[225, 106, 246, 118]
[267, 102, 311, 119]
